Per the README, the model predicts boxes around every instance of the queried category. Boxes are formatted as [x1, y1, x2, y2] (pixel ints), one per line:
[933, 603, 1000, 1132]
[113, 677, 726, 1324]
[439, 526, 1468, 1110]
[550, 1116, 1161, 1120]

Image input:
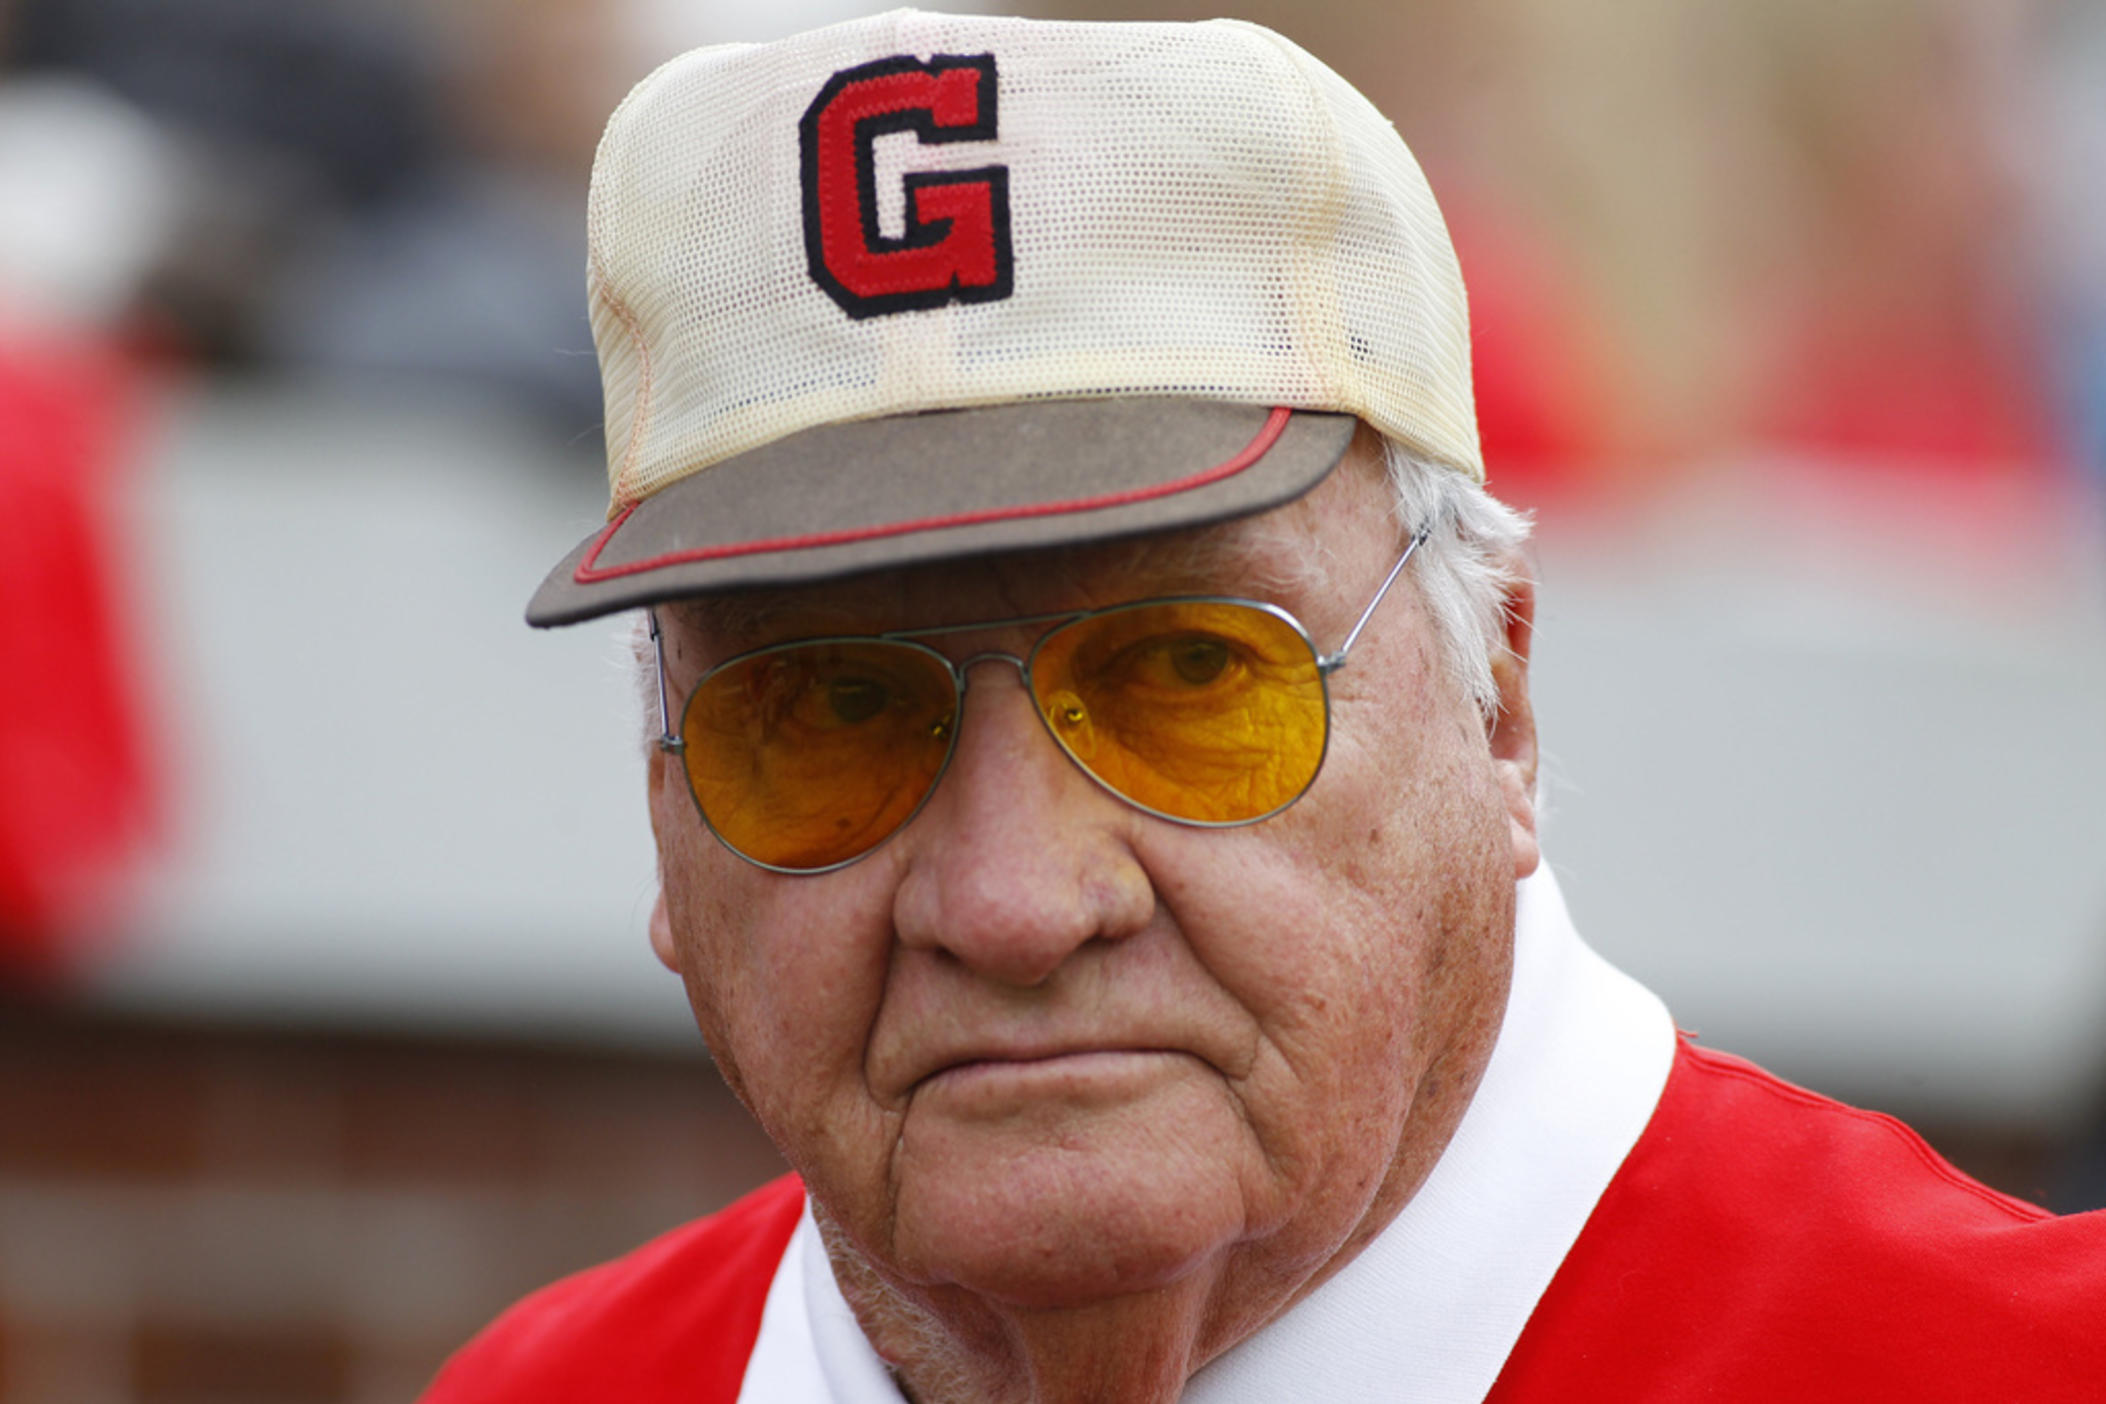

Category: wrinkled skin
[647, 441, 1539, 1403]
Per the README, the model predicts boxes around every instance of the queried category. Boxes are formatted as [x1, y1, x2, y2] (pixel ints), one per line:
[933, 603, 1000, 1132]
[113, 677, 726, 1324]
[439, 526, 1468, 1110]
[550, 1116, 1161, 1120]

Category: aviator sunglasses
[652, 533, 1426, 873]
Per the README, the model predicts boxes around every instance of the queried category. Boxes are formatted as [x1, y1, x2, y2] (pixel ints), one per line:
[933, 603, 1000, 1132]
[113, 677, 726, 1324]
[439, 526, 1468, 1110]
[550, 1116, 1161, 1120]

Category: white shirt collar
[739, 864, 1677, 1404]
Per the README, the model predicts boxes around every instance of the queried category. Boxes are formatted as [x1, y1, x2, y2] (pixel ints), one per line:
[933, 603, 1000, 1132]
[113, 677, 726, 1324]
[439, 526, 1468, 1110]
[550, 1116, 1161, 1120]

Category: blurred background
[1, 0, 2102, 1397]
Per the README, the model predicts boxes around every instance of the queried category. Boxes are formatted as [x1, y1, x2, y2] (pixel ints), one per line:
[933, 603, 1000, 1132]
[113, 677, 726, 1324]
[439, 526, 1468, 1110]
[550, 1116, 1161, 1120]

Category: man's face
[646, 441, 1538, 1324]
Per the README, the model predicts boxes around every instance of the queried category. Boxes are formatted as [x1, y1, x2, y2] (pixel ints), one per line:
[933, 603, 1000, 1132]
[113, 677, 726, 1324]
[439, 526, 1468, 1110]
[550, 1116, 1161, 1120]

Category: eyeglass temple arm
[1318, 531, 1427, 674]
[649, 610, 686, 753]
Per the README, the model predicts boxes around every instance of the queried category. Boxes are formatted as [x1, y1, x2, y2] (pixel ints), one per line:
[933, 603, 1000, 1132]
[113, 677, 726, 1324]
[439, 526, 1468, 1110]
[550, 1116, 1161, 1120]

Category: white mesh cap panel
[586, 8, 1482, 515]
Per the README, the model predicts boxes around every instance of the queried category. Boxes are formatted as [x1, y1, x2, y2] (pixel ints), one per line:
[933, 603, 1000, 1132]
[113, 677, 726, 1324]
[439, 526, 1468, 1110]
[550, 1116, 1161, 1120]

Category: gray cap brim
[527, 399, 1358, 627]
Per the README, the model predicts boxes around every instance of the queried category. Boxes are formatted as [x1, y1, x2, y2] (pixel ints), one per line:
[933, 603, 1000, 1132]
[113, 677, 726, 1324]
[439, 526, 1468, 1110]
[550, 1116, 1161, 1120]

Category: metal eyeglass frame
[650, 531, 1427, 874]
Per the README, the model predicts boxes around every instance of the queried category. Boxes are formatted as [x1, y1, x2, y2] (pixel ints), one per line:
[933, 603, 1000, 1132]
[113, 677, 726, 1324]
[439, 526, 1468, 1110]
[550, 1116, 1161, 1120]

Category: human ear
[644, 716, 684, 973]
[1486, 551, 1540, 881]
[648, 889, 680, 972]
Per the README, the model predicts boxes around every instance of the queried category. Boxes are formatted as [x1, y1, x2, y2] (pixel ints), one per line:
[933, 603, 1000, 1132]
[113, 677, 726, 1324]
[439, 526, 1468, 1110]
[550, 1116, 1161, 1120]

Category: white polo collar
[738, 864, 1677, 1403]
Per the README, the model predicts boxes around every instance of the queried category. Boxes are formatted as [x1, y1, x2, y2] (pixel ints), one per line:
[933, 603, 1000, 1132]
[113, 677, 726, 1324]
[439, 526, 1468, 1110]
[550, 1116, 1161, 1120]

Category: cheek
[1139, 836, 1426, 1188]
[658, 843, 899, 1154]
[658, 860, 762, 1105]
[1138, 674, 1514, 1173]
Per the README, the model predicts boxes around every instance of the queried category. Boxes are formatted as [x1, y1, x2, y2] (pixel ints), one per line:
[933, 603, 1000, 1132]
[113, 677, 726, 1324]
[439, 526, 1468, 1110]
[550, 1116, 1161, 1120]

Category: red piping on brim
[573, 406, 1294, 585]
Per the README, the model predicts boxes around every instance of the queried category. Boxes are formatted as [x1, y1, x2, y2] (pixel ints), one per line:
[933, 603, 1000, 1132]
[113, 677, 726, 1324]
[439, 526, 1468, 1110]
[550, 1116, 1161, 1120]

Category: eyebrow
[661, 516, 1335, 656]
[661, 591, 800, 647]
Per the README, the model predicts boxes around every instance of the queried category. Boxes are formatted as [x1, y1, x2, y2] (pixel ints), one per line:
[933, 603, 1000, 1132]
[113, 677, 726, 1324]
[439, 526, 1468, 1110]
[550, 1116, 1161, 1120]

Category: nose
[890, 658, 1155, 987]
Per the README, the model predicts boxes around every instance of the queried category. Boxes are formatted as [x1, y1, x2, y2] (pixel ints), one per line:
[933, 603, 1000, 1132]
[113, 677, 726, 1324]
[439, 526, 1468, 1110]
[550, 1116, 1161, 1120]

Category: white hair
[1377, 436, 1535, 720]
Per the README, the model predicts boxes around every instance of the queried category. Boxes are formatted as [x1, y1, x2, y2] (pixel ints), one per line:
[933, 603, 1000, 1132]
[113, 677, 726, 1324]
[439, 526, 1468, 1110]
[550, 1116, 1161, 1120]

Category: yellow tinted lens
[682, 640, 957, 870]
[1031, 601, 1327, 823]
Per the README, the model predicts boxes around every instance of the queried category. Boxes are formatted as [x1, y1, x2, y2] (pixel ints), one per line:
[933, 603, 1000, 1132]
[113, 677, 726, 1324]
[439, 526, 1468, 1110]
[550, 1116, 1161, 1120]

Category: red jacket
[426, 1038, 2106, 1401]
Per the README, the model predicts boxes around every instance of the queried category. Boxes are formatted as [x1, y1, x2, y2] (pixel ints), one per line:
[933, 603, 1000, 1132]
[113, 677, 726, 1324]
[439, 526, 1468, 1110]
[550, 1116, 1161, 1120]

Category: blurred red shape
[0, 324, 157, 978]
[1449, 207, 1618, 512]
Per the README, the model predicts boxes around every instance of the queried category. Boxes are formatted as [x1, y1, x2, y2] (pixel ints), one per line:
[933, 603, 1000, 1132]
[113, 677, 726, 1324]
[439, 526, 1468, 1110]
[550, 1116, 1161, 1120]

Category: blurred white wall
[93, 382, 685, 1046]
[1531, 464, 2106, 1127]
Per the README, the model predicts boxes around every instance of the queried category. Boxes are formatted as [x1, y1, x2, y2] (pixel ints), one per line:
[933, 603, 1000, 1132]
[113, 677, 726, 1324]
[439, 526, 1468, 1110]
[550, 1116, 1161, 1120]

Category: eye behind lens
[829, 677, 889, 723]
[1029, 601, 1329, 825]
[683, 639, 962, 870]
[1169, 637, 1230, 685]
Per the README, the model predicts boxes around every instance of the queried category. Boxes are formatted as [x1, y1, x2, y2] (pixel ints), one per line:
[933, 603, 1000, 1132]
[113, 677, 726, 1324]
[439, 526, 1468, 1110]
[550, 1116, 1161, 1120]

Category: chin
[885, 1099, 1258, 1309]
[896, 1183, 1230, 1310]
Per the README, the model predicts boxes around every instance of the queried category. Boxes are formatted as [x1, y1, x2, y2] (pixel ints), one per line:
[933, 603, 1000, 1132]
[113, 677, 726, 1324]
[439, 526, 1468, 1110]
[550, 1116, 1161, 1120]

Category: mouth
[914, 1047, 1196, 1101]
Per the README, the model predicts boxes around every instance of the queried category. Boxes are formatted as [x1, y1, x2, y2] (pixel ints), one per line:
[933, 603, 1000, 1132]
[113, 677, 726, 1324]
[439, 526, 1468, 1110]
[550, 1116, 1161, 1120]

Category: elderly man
[428, 12, 2105, 1402]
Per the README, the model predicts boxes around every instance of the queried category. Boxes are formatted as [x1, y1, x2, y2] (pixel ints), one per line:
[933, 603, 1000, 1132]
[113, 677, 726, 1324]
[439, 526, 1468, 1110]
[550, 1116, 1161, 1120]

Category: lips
[915, 1043, 1180, 1090]
[874, 1021, 1226, 1108]
[930, 1044, 1179, 1086]
[908, 1048, 1204, 1113]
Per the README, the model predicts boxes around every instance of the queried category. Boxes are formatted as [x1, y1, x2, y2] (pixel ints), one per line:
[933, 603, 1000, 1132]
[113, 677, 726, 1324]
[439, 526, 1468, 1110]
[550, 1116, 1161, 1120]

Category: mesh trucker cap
[528, 8, 1481, 627]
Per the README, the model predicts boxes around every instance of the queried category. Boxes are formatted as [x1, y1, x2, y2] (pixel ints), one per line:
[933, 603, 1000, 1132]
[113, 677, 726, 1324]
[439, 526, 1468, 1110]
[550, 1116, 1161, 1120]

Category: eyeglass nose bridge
[950, 649, 1031, 684]
[943, 650, 1051, 737]
[936, 647, 1126, 826]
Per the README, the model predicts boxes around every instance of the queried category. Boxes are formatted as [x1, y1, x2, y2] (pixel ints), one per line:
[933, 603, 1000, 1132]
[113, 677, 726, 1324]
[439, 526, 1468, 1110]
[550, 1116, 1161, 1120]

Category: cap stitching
[590, 249, 654, 515]
[570, 406, 1293, 585]
[1239, 23, 1350, 410]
